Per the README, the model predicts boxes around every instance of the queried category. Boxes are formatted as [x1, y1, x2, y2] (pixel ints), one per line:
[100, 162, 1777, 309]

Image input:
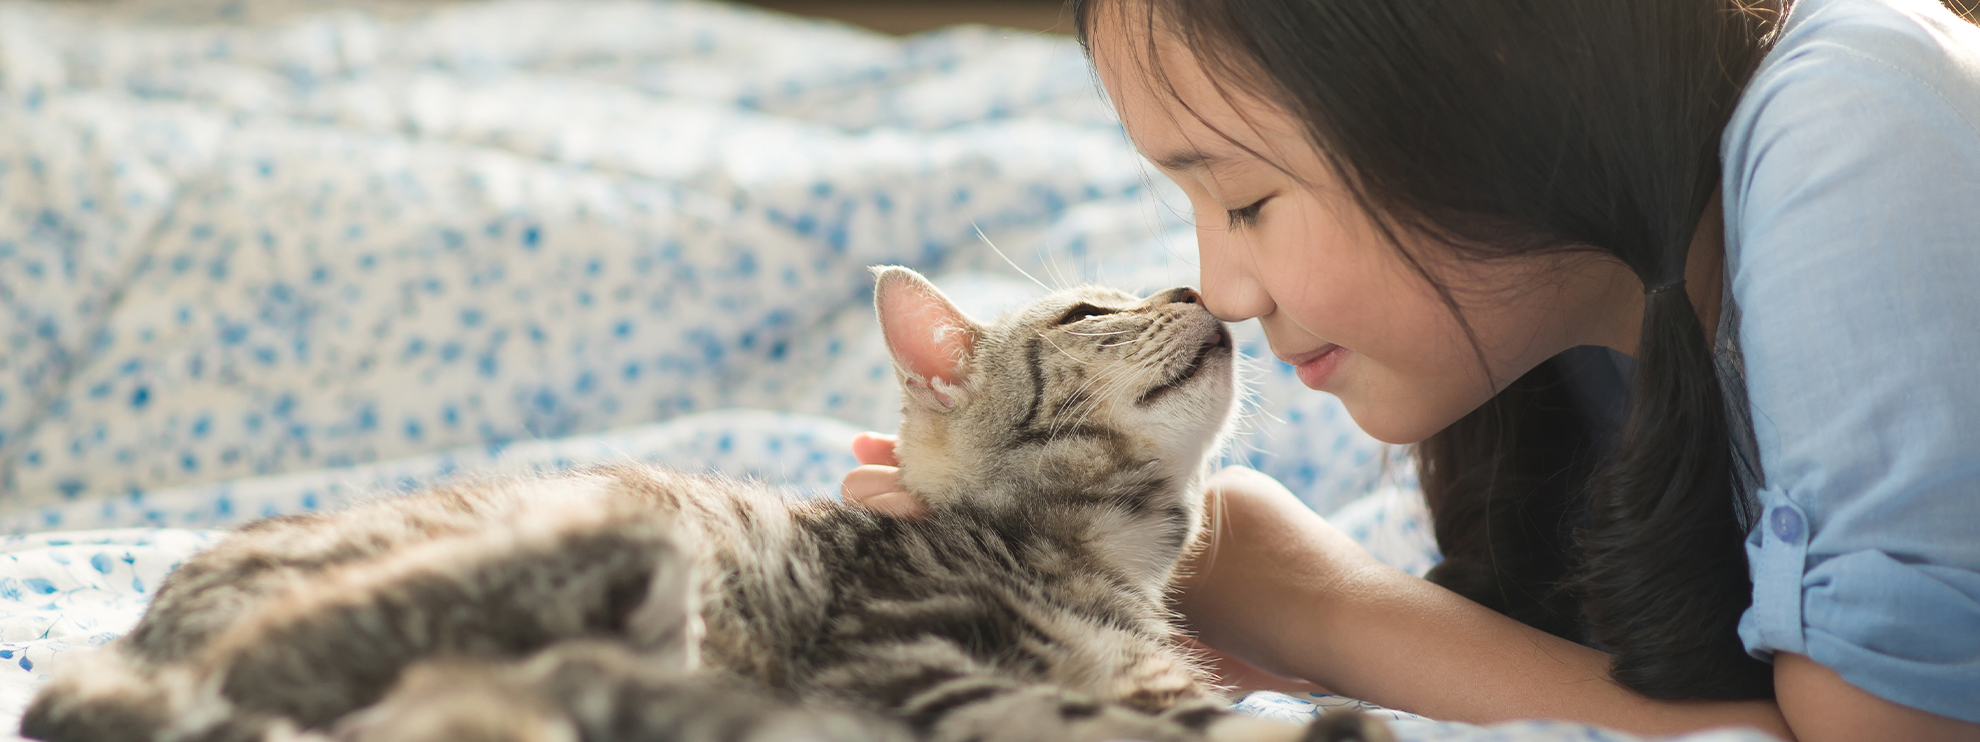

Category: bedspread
[0, 2, 1778, 740]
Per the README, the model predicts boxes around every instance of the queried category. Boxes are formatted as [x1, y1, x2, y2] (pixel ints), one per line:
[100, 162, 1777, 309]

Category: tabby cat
[22, 267, 1389, 742]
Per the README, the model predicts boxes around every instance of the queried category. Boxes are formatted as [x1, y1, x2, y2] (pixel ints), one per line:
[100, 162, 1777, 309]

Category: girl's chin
[1337, 398, 1446, 446]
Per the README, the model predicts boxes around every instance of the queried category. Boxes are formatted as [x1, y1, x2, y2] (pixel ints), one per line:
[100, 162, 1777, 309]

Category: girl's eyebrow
[1153, 149, 1235, 172]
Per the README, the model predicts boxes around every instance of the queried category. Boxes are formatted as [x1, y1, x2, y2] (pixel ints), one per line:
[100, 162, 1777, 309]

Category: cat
[20, 267, 1391, 742]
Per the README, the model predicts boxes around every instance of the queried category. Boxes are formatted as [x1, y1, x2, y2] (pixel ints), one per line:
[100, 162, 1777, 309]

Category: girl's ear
[873, 266, 980, 409]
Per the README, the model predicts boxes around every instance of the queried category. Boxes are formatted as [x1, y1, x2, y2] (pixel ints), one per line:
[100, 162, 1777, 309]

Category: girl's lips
[1283, 344, 1347, 390]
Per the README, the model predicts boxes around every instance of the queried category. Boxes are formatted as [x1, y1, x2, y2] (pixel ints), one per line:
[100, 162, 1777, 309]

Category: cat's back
[709, 502, 1190, 704]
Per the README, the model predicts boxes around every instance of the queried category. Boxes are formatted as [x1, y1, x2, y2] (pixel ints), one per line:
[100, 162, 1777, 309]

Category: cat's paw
[1300, 709, 1396, 742]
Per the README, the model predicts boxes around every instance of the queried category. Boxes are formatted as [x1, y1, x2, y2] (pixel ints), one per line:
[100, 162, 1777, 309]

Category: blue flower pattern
[0, 529, 219, 730]
[0, 2, 1762, 740]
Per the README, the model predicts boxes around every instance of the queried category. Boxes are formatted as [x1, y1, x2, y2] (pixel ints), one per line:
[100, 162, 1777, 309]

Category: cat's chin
[1135, 324, 1235, 409]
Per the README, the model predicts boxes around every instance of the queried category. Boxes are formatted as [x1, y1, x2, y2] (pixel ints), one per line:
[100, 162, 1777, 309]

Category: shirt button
[1769, 506, 1804, 542]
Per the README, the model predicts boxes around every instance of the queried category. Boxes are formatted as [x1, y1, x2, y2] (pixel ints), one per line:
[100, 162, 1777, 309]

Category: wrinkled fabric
[0, 0, 1404, 528]
[1721, 0, 1980, 723]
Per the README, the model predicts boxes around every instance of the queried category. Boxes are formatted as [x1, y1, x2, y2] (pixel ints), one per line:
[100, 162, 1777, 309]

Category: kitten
[21, 267, 1390, 742]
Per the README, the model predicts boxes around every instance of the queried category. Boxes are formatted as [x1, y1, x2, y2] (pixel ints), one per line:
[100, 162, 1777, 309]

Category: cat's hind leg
[187, 504, 700, 731]
[122, 485, 533, 666]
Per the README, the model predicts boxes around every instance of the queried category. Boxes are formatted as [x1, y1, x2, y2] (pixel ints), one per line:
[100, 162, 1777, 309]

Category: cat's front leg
[814, 640, 1390, 742]
[918, 680, 1382, 742]
[336, 640, 908, 742]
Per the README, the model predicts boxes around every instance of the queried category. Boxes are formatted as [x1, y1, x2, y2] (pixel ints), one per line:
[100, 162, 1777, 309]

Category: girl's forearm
[1282, 560, 1788, 737]
[1180, 470, 1792, 739]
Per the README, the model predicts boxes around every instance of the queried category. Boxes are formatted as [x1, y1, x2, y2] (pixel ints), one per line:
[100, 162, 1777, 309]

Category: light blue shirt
[1719, 0, 1980, 722]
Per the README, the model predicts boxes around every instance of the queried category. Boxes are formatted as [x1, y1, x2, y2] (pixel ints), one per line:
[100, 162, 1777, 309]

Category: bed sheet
[0, 0, 1404, 527]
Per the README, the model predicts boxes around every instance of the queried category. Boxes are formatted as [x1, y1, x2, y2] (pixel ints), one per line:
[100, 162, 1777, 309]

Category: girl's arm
[1774, 654, 1980, 742]
[1184, 468, 1790, 737]
[1193, 468, 1980, 742]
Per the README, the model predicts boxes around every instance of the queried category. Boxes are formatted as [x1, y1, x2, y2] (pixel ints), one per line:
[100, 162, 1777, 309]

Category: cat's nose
[1156, 287, 1201, 305]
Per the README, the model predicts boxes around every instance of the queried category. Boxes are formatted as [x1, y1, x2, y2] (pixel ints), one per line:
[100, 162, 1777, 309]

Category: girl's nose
[1201, 258, 1273, 322]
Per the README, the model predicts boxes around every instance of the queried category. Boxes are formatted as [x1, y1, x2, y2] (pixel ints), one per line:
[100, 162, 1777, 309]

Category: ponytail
[1575, 280, 1772, 698]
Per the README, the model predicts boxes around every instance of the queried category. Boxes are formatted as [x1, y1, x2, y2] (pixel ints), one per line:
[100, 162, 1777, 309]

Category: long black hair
[1073, 0, 1778, 700]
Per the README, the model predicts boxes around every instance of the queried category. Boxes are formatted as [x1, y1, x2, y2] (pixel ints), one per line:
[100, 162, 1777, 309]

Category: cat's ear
[873, 266, 979, 409]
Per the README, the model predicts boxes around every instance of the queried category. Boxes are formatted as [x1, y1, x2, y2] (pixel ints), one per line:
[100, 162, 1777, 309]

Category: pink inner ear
[878, 277, 974, 388]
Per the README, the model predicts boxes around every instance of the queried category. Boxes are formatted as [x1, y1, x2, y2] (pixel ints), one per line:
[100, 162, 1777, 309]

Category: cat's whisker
[1200, 477, 1233, 584]
[1056, 364, 1144, 438]
[1054, 244, 1085, 291]
[1063, 329, 1133, 337]
[1101, 326, 1155, 347]
[972, 221, 1051, 292]
[1058, 371, 1134, 434]
[1047, 366, 1127, 440]
[1230, 351, 1286, 427]
[1043, 250, 1074, 291]
[1054, 251, 1082, 292]
[1038, 333, 1095, 366]
[1033, 366, 1127, 472]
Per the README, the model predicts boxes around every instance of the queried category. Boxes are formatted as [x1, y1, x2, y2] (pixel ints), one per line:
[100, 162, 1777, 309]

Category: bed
[0, 2, 1774, 740]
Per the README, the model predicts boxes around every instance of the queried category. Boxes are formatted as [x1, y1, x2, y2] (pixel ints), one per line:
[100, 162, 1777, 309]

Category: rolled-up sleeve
[1721, 0, 1980, 723]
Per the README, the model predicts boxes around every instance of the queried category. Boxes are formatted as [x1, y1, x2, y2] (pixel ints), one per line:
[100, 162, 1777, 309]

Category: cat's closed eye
[1055, 303, 1116, 325]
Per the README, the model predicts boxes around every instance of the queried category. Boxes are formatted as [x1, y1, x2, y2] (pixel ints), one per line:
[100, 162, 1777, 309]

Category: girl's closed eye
[1225, 198, 1268, 229]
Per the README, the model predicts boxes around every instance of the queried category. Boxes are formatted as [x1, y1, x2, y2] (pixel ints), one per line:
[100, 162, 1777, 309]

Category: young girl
[843, 0, 1980, 739]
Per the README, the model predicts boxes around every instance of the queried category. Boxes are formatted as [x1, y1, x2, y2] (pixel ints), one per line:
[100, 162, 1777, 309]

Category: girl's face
[1091, 22, 1643, 444]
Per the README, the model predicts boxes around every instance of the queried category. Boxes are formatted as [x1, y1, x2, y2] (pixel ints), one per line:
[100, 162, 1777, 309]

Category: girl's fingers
[841, 464, 904, 500]
[854, 490, 929, 519]
[1179, 636, 1332, 697]
[842, 465, 929, 519]
[844, 438, 925, 518]
[851, 432, 901, 466]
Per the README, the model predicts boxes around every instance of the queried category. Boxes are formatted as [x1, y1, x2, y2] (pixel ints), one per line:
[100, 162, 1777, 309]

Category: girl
[844, 0, 1980, 739]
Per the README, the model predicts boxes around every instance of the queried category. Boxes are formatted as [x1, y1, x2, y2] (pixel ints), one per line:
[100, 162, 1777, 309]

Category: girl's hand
[1182, 636, 1332, 697]
[841, 433, 929, 518]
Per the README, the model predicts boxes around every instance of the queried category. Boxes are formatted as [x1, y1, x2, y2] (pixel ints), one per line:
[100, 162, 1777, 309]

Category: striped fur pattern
[21, 268, 1391, 742]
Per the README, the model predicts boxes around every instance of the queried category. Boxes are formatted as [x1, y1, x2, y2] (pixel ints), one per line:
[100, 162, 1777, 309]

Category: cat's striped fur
[21, 267, 1389, 742]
